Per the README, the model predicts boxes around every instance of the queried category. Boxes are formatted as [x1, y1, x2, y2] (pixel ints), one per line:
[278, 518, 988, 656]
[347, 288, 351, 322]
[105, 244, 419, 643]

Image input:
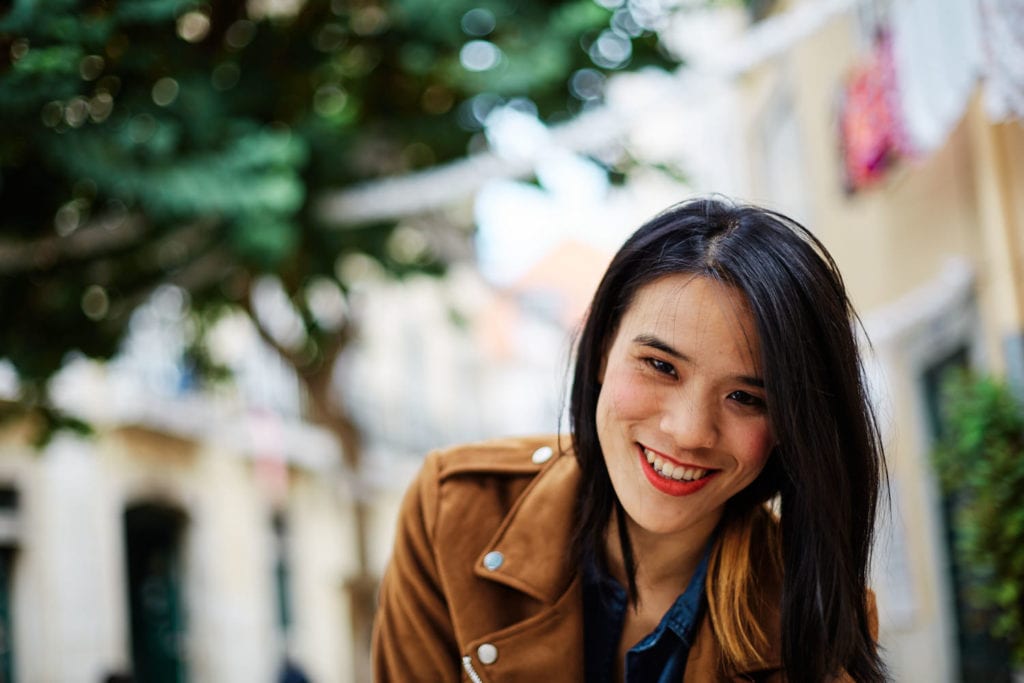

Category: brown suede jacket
[371, 435, 876, 682]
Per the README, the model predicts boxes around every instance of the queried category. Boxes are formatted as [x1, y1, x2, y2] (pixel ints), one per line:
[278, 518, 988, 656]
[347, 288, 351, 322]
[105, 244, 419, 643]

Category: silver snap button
[531, 446, 553, 464]
[477, 643, 498, 665]
[483, 551, 504, 571]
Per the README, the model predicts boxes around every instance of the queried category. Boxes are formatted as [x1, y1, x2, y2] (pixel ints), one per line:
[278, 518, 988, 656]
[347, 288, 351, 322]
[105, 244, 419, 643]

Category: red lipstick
[637, 445, 717, 497]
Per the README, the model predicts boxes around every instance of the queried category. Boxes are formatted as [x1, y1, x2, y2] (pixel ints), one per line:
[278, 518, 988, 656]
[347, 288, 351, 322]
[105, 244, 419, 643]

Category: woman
[372, 197, 887, 682]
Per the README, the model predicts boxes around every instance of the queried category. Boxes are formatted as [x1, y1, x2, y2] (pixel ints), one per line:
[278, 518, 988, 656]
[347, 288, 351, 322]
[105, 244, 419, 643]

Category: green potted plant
[933, 371, 1024, 672]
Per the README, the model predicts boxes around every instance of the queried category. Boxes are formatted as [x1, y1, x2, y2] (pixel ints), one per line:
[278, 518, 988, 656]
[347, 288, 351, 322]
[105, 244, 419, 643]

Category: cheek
[736, 422, 775, 470]
[603, 366, 655, 422]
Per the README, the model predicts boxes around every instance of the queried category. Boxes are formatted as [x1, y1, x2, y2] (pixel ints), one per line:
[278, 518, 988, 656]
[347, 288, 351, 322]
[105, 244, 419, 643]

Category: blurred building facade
[691, 1, 1024, 680]
[0, 297, 355, 682]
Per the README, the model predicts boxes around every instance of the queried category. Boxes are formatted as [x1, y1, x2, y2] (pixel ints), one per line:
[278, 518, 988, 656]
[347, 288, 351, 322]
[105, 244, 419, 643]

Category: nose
[660, 388, 718, 451]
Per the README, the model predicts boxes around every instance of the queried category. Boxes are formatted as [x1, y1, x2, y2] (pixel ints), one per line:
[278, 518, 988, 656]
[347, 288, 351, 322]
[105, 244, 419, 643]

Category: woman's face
[596, 274, 774, 540]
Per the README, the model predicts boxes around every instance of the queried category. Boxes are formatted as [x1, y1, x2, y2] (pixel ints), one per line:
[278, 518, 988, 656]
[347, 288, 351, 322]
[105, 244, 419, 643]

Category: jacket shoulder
[429, 434, 572, 480]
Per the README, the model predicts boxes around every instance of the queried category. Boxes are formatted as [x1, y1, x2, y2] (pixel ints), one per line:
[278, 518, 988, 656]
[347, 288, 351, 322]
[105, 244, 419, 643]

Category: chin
[622, 500, 720, 538]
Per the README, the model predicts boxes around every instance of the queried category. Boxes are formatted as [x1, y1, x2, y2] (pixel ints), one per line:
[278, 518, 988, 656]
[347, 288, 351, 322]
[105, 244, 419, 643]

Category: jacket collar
[473, 448, 580, 603]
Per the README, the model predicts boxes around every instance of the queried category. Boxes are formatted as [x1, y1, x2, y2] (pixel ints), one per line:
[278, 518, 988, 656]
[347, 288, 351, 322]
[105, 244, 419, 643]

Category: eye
[728, 390, 766, 410]
[644, 357, 677, 378]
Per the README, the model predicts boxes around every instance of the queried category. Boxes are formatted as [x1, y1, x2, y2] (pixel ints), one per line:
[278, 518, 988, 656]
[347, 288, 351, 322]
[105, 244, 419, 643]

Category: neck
[603, 508, 721, 601]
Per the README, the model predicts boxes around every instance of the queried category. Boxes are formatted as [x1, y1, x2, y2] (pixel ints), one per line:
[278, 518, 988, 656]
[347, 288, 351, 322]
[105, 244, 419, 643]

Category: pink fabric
[839, 32, 914, 192]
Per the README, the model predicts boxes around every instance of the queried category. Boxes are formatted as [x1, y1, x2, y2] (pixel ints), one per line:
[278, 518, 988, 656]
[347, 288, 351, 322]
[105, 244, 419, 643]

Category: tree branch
[239, 275, 309, 371]
[105, 245, 236, 323]
[0, 213, 148, 274]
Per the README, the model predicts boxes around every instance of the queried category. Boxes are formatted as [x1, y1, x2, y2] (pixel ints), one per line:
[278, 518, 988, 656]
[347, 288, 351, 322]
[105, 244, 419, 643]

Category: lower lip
[638, 446, 717, 497]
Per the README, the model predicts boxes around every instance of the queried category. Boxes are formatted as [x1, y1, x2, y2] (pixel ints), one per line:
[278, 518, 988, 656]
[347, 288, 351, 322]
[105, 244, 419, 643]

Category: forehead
[617, 274, 760, 361]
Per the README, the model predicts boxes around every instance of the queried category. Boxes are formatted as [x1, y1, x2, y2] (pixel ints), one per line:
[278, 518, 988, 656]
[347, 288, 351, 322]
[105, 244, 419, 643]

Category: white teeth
[686, 467, 708, 481]
[643, 446, 710, 481]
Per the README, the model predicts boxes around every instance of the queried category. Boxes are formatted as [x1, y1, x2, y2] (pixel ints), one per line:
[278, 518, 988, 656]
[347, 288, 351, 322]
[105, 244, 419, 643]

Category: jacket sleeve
[372, 452, 461, 682]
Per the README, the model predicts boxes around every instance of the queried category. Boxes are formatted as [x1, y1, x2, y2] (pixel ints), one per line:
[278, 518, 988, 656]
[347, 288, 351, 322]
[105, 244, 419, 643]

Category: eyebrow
[632, 333, 765, 388]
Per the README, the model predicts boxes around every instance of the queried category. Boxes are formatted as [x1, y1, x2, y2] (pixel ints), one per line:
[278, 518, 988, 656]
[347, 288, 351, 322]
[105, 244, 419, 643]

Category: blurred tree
[0, 0, 679, 678]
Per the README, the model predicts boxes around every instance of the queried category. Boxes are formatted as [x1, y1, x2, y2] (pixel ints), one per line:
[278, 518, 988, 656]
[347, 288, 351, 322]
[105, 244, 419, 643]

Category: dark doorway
[0, 546, 15, 683]
[124, 503, 188, 683]
[0, 485, 19, 683]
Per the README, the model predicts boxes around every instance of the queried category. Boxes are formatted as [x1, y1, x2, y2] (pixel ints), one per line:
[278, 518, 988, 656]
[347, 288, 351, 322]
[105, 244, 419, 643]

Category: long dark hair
[569, 197, 887, 682]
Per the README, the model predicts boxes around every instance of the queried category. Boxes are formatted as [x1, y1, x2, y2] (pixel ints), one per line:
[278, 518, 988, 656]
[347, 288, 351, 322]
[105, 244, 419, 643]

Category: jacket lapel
[463, 451, 585, 682]
[473, 453, 581, 603]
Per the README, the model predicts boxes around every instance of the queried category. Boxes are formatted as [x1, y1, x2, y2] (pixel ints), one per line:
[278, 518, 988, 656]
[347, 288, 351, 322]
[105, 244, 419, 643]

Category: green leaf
[229, 214, 299, 268]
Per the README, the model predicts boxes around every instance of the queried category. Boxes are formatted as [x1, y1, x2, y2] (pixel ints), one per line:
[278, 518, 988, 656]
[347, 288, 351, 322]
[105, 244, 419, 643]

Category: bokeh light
[461, 8, 496, 37]
[460, 40, 502, 72]
[177, 11, 211, 43]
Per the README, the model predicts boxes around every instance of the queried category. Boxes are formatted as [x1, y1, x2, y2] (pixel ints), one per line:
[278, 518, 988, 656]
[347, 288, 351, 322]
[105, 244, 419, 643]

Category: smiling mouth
[636, 444, 718, 497]
[642, 446, 712, 482]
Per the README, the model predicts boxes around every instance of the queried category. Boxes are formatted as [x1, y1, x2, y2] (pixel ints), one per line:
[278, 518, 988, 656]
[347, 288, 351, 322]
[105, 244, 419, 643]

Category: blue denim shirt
[582, 548, 710, 683]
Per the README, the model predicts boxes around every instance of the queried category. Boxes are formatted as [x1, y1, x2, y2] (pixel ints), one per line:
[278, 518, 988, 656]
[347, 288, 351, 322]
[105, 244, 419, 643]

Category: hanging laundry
[838, 32, 912, 192]
[889, 0, 982, 152]
[978, 0, 1024, 121]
